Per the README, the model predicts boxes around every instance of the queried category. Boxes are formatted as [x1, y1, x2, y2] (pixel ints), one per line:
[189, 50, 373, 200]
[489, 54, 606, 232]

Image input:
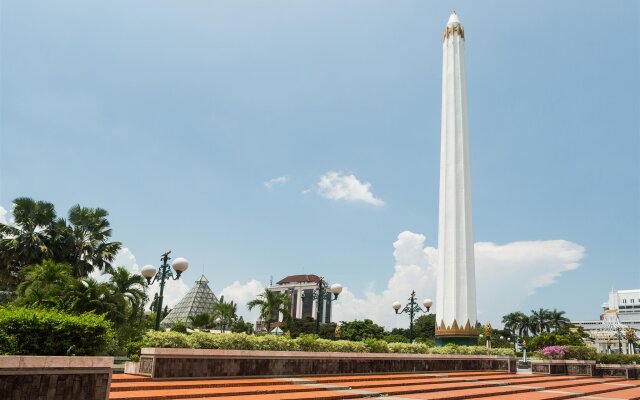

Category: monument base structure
[435, 319, 479, 346]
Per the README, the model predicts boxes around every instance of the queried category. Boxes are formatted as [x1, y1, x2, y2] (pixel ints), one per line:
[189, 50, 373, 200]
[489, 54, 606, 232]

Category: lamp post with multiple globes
[141, 251, 189, 331]
[392, 291, 433, 342]
[302, 277, 343, 334]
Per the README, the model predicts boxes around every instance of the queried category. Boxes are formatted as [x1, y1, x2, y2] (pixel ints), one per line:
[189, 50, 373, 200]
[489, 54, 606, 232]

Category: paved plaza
[109, 371, 640, 400]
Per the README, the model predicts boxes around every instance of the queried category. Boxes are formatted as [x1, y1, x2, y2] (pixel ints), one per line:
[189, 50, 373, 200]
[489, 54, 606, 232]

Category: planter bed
[132, 348, 517, 379]
[0, 356, 113, 400]
[595, 364, 640, 379]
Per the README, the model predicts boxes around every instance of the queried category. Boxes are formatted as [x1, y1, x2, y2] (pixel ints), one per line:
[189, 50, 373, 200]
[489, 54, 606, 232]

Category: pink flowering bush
[537, 345, 567, 360]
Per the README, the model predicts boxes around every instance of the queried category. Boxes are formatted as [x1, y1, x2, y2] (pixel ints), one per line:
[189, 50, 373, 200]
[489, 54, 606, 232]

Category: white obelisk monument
[435, 11, 478, 346]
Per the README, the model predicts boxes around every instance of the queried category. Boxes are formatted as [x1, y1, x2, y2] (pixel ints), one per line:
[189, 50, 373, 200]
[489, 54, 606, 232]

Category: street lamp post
[392, 291, 432, 342]
[304, 277, 342, 334]
[141, 250, 189, 331]
[215, 317, 226, 333]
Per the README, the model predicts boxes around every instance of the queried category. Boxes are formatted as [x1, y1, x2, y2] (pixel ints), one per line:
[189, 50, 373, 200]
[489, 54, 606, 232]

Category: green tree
[413, 314, 436, 340]
[528, 332, 584, 350]
[213, 296, 238, 331]
[231, 316, 255, 334]
[339, 319, 385, 341]
[15, 260, 74, 308]
[62, 205, 122, 277]
[108, 266, 147, 314]
[530, 308, 552, 335]
[189, 313, 212, 329]
[548, 309, 571, 333]
[247, 289, 290, 332]
[68, 278, 124, 324]
[0, 198, 57, 289]
[0, 199, 122, 285]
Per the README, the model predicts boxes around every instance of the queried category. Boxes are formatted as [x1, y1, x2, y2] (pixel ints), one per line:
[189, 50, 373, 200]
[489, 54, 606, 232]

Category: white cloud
[220, 279, 265, 323]
[148, 278, 191, 309]
[332, 231, 585, 329]
[316, 171, 384, 206]
[264, 176, 290, 189]
[90, 247, 140, 283]
[0, 206, 7, 225]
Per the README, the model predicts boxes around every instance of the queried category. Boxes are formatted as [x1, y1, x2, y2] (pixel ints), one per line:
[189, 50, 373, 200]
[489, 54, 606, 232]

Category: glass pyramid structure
[161, 275, 219, 327]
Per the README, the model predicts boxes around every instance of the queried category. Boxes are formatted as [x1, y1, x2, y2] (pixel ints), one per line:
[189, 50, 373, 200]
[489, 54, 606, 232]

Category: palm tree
[502, 311, 530, 338]
[108, 266, 147, 315]
[548, 309, 571, 332]
[530, 308, 552, 334]
[519, 314, 536, 338]
[189, 314, 212, 329]
[247, 289, 290, 333]
[15, 260, 74, 308]
[0, 198, 57, 288]
[63, 205, 121, 277]
[213, 296, 238, 332]
[69, 278, 124, 323]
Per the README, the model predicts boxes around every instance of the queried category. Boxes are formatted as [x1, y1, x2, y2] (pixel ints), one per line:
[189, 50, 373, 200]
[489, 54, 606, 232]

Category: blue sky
[1, 1, 638, 328]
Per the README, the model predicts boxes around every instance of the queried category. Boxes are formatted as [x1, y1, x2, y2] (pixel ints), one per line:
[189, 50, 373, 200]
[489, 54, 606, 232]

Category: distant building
[572, 289, 640, 332]
[255, 274, 333, 332]
[572, 289, 639, 354]
[161, 275, 219, 327]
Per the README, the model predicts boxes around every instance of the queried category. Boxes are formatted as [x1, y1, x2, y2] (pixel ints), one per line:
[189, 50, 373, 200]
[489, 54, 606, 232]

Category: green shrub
[170, 322, 188, 333]
[0, 306, 112, 356]
[125, 340, 147, 362]
[363, 338, 389, 353]
[596, 353, 640, 365]
[383, 334, 410, 343]
[388, 342, 429, 354]
[145, 331, 190, 348]
[253, 335, 299, 351]
[564, 345, 597, 360]
[0, 331, 17, 355]
[139, 330, 516, 356]
[528, 332, 584, 351]
[330, 340, 367, 353]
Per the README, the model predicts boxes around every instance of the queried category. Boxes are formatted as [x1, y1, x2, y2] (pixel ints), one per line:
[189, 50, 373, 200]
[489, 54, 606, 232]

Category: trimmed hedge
[596, 353, 640, 364]
[0, 306, 113, 356]
[142, 331, 515, 356]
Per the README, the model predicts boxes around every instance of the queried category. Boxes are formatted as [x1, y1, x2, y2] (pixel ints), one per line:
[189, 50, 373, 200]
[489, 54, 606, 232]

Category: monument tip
[447, 11, 460, 26]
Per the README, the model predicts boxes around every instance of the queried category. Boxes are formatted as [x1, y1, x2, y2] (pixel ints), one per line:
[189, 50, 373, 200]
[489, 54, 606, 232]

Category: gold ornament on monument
[484, 322, 492, 338]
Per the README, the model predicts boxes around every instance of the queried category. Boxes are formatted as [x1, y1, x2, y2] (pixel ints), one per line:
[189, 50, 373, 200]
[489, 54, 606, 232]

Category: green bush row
[595, 353, 640, 365]
[141, 331, 516, 356]
[0, 306, 113, 356]
[534, 346, 640, 365]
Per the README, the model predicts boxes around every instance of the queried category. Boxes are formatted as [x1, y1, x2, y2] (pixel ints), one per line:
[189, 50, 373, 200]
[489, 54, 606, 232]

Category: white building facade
[572, 289, 639, 354]
[255, 274, 333, 332]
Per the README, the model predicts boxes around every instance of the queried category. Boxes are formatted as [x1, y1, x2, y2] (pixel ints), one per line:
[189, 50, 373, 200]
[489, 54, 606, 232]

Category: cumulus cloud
[148, 278, 191, 309]
[220, 279, 265, 322]
[90, 247, 140, 283]
[332, 231, 585, 329]
[264, 176, 290, 189]
[316, 171, 384, 206]
[0, 206, 7, 225]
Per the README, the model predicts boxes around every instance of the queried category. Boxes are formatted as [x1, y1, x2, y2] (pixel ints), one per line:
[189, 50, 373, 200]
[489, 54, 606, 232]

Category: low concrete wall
[595, 364, 640, 379]
[138, 348, 517, 379]
[532, 360, 597, 376]
[531, 360, 640, 379]
[0, 356, 113, 400]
